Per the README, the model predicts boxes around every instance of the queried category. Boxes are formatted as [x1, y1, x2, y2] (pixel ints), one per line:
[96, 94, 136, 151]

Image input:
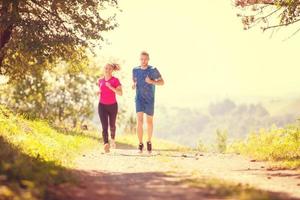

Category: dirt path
[48, 147, 300, 200]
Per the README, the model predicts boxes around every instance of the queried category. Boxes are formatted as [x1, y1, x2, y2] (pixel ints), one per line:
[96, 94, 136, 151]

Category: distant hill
[264, 98, 300, 116]
[154, 98, 300, 147]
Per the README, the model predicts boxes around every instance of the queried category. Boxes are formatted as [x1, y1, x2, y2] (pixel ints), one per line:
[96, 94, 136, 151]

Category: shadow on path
[47, 169, 300, 200]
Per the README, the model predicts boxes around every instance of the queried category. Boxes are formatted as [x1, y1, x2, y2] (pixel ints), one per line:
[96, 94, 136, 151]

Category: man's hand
[132, 82, 136, 90]
[132, 78, 137, 89]
[145, 76, 154, 85]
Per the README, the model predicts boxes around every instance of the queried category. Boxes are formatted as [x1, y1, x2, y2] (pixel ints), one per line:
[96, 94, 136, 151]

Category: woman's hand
[105, 82, 112, 89]
[105, 82, 122, 96]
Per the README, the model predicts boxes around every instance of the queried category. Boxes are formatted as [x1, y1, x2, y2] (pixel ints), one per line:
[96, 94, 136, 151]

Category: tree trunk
[0, 25, 12, 65]
[0, 0, 19, 66]
[72, 118, 77, 128]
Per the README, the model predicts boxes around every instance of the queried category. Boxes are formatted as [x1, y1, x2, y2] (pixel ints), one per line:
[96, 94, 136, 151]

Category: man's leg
[146, 115, 153, 142]
[136, 112, 144, 143]
[144, 101, 154, 152]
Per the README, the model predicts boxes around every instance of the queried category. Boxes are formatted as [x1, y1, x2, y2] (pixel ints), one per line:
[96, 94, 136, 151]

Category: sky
[97, 0, 300, 108]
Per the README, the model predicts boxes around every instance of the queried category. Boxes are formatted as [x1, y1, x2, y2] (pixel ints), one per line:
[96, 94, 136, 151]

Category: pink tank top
[98, 76, 121, 105]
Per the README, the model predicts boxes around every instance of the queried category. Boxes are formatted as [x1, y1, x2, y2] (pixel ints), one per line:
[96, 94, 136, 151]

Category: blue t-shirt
[132, 66, 161, 102]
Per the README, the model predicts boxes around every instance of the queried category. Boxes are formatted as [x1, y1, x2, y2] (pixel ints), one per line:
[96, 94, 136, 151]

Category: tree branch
[262, 18, 300, 31]
[235, 0, 292, 7]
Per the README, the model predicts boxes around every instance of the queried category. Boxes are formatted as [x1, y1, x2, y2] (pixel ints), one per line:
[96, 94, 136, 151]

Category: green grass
[228, 125, 300, 169]
[0, 105, 189, 199]
[0, 105, 99, 199]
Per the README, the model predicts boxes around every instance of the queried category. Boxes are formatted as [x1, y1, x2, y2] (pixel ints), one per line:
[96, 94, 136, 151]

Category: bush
[228, 124, 300, 168]
[216, 129, 228, 153]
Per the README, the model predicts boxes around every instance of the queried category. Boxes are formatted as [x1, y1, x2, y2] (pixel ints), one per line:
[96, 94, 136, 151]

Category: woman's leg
[108, 103, 118, 140]
[98, 103, 109, 144]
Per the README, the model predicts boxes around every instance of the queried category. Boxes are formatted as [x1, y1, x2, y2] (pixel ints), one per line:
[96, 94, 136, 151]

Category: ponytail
[110, 63, 120, 71]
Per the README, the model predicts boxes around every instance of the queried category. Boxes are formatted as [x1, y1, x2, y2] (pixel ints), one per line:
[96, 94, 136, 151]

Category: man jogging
[132, 51, 164, 153]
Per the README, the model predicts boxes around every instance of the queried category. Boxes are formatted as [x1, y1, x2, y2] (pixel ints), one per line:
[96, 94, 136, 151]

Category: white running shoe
[104, 143, 110, 153]
[110, 139, 116, 149]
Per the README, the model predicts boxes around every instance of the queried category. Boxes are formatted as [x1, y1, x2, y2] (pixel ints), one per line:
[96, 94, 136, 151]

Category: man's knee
[146, 116, 153, 125]
[137, 113, 144, 125]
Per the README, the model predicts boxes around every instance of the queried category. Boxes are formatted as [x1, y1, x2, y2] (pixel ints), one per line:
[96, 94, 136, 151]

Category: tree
[209, 99, 236, 116]
[216, 129, 228, 153]
[45, 63, 98, 126]
[0, 0, 118, 79]
[235, 0, 300, 35]
[1, 57, 100, 127]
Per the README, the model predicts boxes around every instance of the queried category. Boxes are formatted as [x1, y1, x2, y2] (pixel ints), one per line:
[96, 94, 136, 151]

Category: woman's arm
[96, 79, 102, 95]
[113, 86, 123, 96]
[106, 83, 123, 96]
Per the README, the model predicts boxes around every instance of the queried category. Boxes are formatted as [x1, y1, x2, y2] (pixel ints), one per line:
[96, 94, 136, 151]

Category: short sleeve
[114, 78, 121, 87]
[150, 68, 161, 80]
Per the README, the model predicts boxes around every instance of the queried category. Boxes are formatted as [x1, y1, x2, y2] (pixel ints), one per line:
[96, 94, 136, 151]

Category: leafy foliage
[196, 138, 208, 152]
[228, 123, 300, 168]
[0, 58, 100, 126]
[0, 0, 118, 79]
[235, 0, 300, 36]
[216, 129, 228, 153]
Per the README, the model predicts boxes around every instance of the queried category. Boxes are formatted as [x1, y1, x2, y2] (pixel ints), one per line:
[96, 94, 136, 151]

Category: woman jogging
[98, 63, 122, 153]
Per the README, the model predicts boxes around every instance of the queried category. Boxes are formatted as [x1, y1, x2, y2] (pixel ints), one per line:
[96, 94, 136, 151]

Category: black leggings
[98, 103, 118, 144]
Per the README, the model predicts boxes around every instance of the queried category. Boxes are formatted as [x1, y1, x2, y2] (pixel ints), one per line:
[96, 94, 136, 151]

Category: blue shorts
[135, 97, 154, 116]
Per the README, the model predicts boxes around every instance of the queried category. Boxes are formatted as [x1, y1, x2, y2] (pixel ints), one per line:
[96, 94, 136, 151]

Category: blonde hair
[140, 51, 149, 58]
[108, 63, 120, 71]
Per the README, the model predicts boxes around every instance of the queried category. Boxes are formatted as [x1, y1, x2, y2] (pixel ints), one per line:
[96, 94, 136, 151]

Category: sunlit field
[1, 0, 300, 200]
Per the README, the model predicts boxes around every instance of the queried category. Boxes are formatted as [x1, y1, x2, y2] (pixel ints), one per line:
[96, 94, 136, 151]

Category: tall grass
[0, 105, 99, 199]
[228, 124, 300, 169]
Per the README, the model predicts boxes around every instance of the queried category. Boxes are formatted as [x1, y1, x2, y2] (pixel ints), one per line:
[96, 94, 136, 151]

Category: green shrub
[216, 129, 228, 153]
[228, 124, 300, 168]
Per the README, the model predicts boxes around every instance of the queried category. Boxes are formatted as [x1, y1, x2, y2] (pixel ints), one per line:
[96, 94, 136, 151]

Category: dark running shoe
[138, 143, 144, 153]
[147, 141, 152, 153]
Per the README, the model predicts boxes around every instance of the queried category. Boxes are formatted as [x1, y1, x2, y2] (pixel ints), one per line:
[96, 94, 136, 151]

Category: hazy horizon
[93, 0, 300, 109]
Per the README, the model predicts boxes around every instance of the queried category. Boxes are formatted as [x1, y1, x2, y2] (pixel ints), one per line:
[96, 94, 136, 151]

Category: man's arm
[145, 76, 164, 86]
[132, 78, 137, 89]
[145, 67, 164, 86]
[132, 69, 137, 89]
